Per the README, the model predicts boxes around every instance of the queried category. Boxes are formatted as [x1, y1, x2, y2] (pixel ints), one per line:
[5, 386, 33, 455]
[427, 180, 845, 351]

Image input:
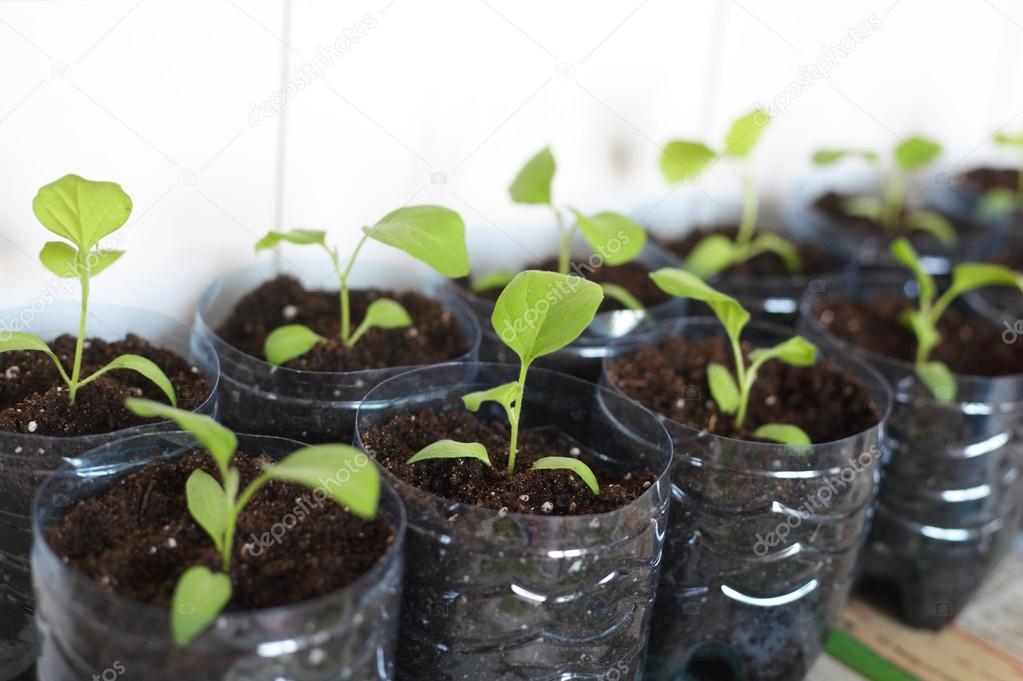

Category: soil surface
[814, 192, 980, 250]
[459, 257, 670, 312]
[660, 226, 841, 278]
[960, 166, 1020, 193]
[606, 336, 879, 442]
[217, 275, 470, 371]
[814, 296, 1023, 377]
[362, 409, 656, 515]
[48, 450, 394, 610]
[0, 335, 210, 437]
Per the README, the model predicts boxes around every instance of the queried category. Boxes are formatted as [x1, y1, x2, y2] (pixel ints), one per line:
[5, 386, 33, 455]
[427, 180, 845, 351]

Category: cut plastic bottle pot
[355, 362, 673, 681]
[33, 431, 406, 681]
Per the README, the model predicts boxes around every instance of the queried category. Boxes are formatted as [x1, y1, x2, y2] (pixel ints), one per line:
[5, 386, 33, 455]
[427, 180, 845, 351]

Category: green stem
[68, 270, 90, 404]
[737, 168, 758, 247]
[730, 334, 750, 427]
[506, 363, 529, 474]
[337, 235, 370, 345]
[554, 207, 573, 274]
[880, 173, 905, 232]
[225, 473, 270, 570]
[926, 287, 960, 330]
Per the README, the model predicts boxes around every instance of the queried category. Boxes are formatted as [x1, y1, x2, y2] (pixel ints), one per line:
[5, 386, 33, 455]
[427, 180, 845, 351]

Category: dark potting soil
[660, 226, 841, 278]
[606, 336, 879, 442]
[362, 409, 655, 515]
[814, 296, 1023, 377]
[217, 275, 470, 371]
[0, 335, 210, 437]
[960, 166, 1020, 194]
[459, 257, 670, 312]
[48, 450, 394, 611]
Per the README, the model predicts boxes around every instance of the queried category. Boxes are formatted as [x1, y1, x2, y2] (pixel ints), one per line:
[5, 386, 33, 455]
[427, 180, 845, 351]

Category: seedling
[473, 147, 645, 310]
[650, 268, 817, 446]
[255, 205, 471, 365]
[409, 270, 604, 493]
[888, 238, 1023, 402]
[0, 175, 177, 407]
[975, 130, 1023, 219]
[125, 398, 380, 646]
[812, 136, 957, 246]
[661, 108, 802, 278]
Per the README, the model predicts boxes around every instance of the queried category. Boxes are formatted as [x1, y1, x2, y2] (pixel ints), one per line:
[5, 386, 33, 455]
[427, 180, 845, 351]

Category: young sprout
[888, 238, 1023, 402]
[812, 136, 957, 246]
[409, 270, 605, 493]
[660, 108, 802, 278]
[476, 147, 645, 310]
[650, 268, 817, 446]
[0, 175, 177, 408]
[255, 206, 471, 365]
[125, 398, 380, 646]
[976, 130, 1023, 219]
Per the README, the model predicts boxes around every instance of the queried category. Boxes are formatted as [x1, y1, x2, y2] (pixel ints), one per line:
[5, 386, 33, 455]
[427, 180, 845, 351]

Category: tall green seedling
[975, 130, 1023, 219]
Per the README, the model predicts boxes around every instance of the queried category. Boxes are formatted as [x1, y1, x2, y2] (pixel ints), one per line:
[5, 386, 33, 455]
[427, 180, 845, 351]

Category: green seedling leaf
[890, 238, 936, 309]
[748, 336, 818, 368]
[707, 362, 740, 414]
[994, 131, 1023, 147]
[267, 444, 380, 519]
[905, 210, 957, 247]
[724, 108, 770, 158]
[977, 188, 1021, 220]
[264, 324, 325, 366]
[745, 233, 802, 273]
[600, 283, 644, 311]
[532, 456, 600, 495]
[171, 566, 232, 647]
[753, 423, 812, 448]
[39, 241, 78, 278]
[843, 195, 883, 221]
[186, 469, 228, 554]
[364, 205, 471, 278]
[492, 270, 604, 365]
[80, 354, 177, 406]
[811, 149, 879, 165]
[570, 210, 646, 266]
[949, 262, 1023, 296]
[463, 381, 519, 413]
[684, 234, 739, 278]
[407, 440, 492, 467]
[125, 399, 237, 476]
[894, 136, 941, 170]
[348, 298, 412, 346]
[255, 229, 326, 251]
[650, 268, 750, 342]
[32, 174, 132, 252]
[0, 331, 70, 383]
[917, 360, 956, 403]
[470, 270, 517, 294]
[661, 141, 716, 183]
[509, 147, 556, 205]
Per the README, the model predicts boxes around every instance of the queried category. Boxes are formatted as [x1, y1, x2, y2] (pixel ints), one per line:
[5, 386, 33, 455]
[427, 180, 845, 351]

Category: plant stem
[553, 207, 573, 274]
[224, 473, 269, 570]
[730, 334, 750, 427]
[68, 269, 90, 404]
[736, 168, 758, 248]
[506, 363, 529, 474]
[880, 172, 905, 232]
[337, 234, 370, 345]
[926, 286, 960, 330]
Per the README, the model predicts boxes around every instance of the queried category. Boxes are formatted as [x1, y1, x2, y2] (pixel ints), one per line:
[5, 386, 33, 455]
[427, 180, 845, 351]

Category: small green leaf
[724, 108, 770, 158]
[186, 469, 228, 554]
[462, 381, 519, 413]
[82, 354, 177, 407]
[125, 399, 237, 475]
[532, 456, 600, 495]
[843, 195, 884, 221]
[661, 141, 716, 183]
[649, 268, 750, 343]
[894, 136, 941, 170]
[470, 270, 517, 294]
[509, 147, 556, 205]
[905, 210, 957, 247]
[744, 233, 802, 274]
[890, 238, 936, 309]
[83, 249, 125, 278]
[994, 131, 1023, 147]
[0, 331, 69, 384]
[748, 336, 818, 368]
[976, 188, 1022, 220]
[255, 229, 326, 252]
[753, 423, 812, 448]
[32, 174, 133, 252]
[949, 262, 1023, 296]
[407, 440, 492, 467]
[570, 210, 646, 266]
[348, 298, 412, 346]
[707, 362, 739, 414]
[684, 234, 738, 278]
[364, 205, 470, 278]
[39, 241, 79, 278]
[264, 324, 325, 366]
[171, 566, 232, 646]
[917, 360, 957, 403]
[600, 283, 644, 311]
[492, 270, 604, 366]
[811, 149, 879, 165]
[267, 444, 381, 519]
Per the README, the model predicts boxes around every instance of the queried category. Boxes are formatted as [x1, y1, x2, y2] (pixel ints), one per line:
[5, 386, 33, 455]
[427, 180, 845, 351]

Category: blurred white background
[2, 0, 1023, 320]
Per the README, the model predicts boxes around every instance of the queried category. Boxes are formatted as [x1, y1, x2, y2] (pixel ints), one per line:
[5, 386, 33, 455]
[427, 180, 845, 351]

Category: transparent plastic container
[799, 277, 1023, 629]
[0, 304, 219, 681]
[964, 232, 1023, 330]
[449, 243, 684, 381]
[354, 363, 673, 681]
[33, 431, 406, 681]
[195, 260, 481, 444]
[602, 318, 891, 681]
